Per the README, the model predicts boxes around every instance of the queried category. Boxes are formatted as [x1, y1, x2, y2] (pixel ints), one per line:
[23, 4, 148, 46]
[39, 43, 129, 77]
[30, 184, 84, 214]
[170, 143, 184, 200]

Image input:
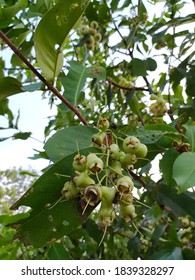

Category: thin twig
[0, 30, 88, 125]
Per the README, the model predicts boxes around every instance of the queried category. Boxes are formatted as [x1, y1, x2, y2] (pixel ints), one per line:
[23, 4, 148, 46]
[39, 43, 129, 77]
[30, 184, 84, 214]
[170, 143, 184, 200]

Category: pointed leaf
[13, 132, 32, 140]
[173, 152, 195, 193]
[48, 242, 72, 260]
[0, 77, 23, 101]
[44, 125, 99, 162]
[184, 122, 195, 152]
[34, 0, 89, 82]
[60, 61, 106, 110]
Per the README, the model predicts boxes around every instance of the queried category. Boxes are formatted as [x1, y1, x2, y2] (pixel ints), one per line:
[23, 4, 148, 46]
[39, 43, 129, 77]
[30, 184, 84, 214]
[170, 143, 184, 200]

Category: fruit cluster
[61, 118, 148, 231]
[79, 20, 102, 50]
[149, 94, 167, 116]
[118, 76, 134, 89]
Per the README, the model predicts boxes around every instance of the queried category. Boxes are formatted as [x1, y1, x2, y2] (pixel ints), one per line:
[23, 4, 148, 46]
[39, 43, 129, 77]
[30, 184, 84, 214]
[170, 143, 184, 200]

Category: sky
[0, 0, 194, 174]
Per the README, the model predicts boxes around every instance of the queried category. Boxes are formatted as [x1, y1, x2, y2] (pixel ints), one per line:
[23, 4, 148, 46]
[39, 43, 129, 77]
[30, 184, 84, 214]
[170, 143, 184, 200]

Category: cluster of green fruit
[118, 76, 134, 89]
[149, 94, 167, 116]
[61, 118, 148, 230]
[79, 20, 102, 50]
[178, 216, 195, 245]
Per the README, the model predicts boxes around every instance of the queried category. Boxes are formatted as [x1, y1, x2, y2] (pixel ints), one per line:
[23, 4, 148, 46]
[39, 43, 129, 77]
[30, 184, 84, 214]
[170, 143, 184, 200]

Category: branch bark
[0, 30, 88, 126]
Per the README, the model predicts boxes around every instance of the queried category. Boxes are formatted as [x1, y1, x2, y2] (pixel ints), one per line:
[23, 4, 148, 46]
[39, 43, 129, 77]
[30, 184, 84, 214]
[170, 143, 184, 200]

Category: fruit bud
[120, 204, 136, 222]
[92, 131, 106, 146]
[61, 181, 79, 199]
[73, 171, 95, 190]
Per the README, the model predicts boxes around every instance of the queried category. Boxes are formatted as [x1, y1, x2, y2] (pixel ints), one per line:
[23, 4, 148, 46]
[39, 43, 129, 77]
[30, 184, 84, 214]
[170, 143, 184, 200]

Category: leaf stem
[0, 30, 88, 126]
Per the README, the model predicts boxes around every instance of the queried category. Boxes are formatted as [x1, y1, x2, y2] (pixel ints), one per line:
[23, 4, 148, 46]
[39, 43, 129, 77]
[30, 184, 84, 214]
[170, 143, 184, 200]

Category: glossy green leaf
[160, 148, 178, 185]
[184, 122, 195, 152]
[130, 58, 147, 76]
[150, 247, 183, 260]
[48, 242, 72, 260]
[157, 184, 195, 218]
[0, 77, 23, 101]
[60, 61, 106, 110]
[173, 152, 195, 193]
[34, 0, 89, 82]
[44, 125, 99, 162]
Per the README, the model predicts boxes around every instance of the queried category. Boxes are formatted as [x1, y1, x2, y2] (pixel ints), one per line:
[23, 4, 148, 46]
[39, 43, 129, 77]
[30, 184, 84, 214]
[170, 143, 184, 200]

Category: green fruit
[97, 117, 109, 132]
[73, 171, 95, 190]
[92, 131, 106, 146]
[88, 27, 97, 35]
[61, 181, 79, 199]
[120, 204, 136, 222]
[119, 153, 137, 168]
[116, 176, 134, 193]
[134, 143, 148, 158]
[80, 25, 89, 35]
[101, 186, 116, 205]
[90, 20, 99, 29]
[123, 136, 140, 154]
[119, 193, 134, 206]
[110, 143, 120, 160]
[86, 154, 104, 174]
[109, 160, 122, 179]
[97, 202, 115, 227]
[94, 32, 102, 42]
[83, 184, 102, 206]
[72, 154, 87, 172]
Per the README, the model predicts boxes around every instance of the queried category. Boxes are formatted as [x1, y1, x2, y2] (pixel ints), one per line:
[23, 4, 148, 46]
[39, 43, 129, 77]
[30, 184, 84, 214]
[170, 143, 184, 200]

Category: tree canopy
[0, 0, 195, 260]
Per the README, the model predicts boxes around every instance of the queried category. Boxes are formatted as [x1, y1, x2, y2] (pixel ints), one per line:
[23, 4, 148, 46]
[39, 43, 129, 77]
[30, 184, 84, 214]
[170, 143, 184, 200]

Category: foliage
[0, 0, 195, 260]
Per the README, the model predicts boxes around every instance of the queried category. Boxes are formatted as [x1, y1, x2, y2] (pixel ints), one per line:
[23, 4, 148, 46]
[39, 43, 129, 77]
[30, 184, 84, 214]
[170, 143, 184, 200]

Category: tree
[0, 0, 195, 260]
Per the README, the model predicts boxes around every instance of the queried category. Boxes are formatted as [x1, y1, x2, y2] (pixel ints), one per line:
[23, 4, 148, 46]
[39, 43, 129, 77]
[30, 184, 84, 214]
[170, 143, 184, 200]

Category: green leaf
[44, 125, 99, 162]
[0, 77, 23, 101]
[172, 152, 195, 193]
[130, 58, 147, 76]
[13, 132, 32, 140]
[59, 61, 106, 110]
[34, 0, 89, 82]
[48, 242, 72, 260]
[10, 147, 99, 247]
[0, 212, 30, 225]
[157, 184, 195, 219]
[146, 58, 157, 72]
[150, 247, 183, 260]
[183, 121, 195, 152]
[160, 148, 178, 185]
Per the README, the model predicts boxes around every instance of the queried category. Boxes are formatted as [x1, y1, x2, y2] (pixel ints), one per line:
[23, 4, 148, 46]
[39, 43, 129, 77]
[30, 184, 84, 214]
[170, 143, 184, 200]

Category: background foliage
[0, 0, 195, 260]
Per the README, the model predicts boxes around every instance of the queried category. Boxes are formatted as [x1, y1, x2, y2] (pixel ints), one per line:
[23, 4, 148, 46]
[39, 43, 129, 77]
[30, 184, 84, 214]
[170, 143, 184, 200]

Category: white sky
[0, 0, 194, 173]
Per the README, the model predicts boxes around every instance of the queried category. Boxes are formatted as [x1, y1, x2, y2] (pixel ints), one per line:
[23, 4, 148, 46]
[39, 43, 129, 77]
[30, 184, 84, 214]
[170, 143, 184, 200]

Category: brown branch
[128, 168, 147, 188]
[0, 29, 88, 126]
[107, 77, 151, 92]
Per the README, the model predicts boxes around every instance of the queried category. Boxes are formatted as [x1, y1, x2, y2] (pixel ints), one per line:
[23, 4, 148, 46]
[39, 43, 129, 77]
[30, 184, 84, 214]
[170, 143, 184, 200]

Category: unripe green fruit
[181, 217, 190, 227]
[101, 186, 116, 205]
[72, 154, 87, 172]
[97, 117, 109, 132]
[86, 153, 104, 174]
[62, 181, 79, 199]
[110, 143, 120, 160]
[73, 171, 95, 190]
[119, 153, 137, 168]
[92, 131, 106, 146]
[119, 192, 133, 206]
[120, 204, 136, 222]
[116, 176, 134, 193]
[86, 35, 94, 46]
[94, 32, 102, 42]
[134, 143, 148, 158]
[97, 202, 115, 227]
[109, 160, 122, 179]
[123, 136, 140, 154]
[90, 20, 99, 29]
[80, 25, 89, 35]
[83, 184, 102, 206]
[88, 27, 97, 35]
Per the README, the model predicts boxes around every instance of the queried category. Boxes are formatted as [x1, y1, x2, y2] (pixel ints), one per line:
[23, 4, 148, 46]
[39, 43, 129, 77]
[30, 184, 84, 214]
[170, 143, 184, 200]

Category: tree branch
[0, 30, 88, 126]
